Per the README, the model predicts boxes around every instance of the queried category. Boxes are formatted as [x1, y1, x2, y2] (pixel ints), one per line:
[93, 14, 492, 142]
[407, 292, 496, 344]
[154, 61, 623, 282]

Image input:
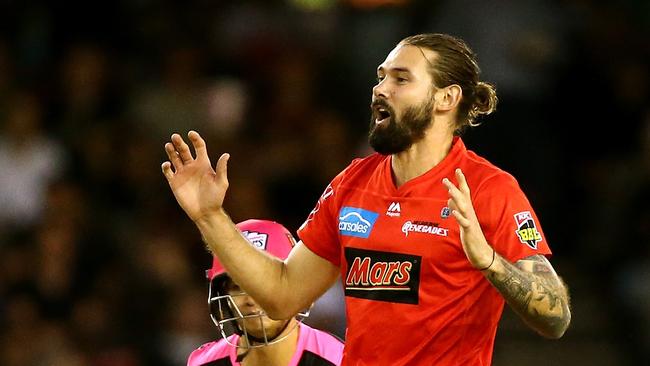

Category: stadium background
[0, 0, 648, 365]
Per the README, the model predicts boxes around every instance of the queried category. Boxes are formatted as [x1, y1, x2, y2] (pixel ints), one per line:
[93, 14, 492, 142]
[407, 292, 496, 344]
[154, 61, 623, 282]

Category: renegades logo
[401, 221, 448, 237]
[344, 247, 421, 305]
[514, 211, 543, 249]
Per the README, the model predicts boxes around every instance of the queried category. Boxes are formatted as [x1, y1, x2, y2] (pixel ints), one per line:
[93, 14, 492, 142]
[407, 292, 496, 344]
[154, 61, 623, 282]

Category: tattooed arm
[443, 169, 571, 339]
[483, 253, 571, 339]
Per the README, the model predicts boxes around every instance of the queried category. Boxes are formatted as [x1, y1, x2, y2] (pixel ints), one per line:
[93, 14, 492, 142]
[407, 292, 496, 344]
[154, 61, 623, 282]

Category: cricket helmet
[206, 219, 310, 348]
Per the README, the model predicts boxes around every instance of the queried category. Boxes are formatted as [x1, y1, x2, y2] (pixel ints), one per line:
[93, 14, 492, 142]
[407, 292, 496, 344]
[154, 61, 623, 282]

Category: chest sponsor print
[344, 247, 421, 305]
[401, 220, 448, 237]
[338, 207, 379, 239]
[514, 211, 543, 249]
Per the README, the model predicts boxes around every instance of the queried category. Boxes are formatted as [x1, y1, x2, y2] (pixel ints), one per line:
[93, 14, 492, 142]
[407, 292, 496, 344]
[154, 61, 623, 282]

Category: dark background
[0, 0, 648, 365]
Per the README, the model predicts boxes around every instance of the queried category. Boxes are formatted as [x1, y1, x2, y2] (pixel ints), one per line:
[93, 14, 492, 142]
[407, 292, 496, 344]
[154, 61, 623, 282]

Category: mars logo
[338, 207, 379, 239]
[344, 247, 421, 304]
[242, 231, 268, 250]
[514, 211, 543, 249]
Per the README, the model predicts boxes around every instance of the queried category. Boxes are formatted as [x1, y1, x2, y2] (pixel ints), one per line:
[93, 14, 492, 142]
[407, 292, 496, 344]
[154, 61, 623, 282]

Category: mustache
[370, 98, 390, 110]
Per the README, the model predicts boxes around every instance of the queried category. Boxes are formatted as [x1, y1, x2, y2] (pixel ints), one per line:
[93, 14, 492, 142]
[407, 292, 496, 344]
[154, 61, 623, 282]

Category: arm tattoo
[485, 254, 571, 338]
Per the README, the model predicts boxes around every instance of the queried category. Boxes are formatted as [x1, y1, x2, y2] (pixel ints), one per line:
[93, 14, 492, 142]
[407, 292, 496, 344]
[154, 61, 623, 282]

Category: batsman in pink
[187, 219, 344, 366]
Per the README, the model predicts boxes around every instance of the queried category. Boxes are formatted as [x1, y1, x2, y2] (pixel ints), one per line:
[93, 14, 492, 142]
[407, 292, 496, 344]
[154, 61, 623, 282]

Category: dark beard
[368, 96, 434, 155]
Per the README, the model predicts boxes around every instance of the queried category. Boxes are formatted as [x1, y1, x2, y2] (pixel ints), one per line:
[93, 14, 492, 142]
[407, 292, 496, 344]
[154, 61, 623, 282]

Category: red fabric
[298, 137, 551, 366]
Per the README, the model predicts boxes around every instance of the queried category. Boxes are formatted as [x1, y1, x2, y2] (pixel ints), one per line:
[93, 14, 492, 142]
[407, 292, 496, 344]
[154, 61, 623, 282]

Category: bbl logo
[514, 211, 542, 249]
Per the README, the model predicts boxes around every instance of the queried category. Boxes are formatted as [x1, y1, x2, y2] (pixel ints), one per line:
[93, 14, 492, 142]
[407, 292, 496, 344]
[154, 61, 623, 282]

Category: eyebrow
[377, 66, 413, 74]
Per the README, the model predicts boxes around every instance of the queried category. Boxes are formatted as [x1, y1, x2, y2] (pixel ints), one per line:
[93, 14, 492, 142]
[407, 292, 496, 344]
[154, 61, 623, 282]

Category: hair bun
[473, 82, 498, 116]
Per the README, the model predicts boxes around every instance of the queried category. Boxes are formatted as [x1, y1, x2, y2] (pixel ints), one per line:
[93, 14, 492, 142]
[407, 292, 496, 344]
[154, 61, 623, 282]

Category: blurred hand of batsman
[443, 168, 494, 270]
[161, 131, 230, 223]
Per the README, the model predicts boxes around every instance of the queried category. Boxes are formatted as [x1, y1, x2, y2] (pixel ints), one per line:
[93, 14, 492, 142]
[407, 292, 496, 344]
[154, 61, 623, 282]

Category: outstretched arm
[443, 168, 571, 339]
[162, 131, 339, 319]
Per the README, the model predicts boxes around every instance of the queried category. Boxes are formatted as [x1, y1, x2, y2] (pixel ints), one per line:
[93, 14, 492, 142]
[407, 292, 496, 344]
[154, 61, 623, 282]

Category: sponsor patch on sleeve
[513, 211, 543, 249]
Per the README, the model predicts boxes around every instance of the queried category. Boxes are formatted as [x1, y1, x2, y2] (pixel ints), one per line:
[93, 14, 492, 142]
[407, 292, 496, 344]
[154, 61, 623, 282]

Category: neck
[238, 320, 299, 366]
[391, 124, 454, 188]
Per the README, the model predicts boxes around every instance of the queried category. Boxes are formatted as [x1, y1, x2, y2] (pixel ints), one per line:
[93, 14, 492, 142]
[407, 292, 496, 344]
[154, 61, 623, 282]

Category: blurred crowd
[0, 1, 648, 365]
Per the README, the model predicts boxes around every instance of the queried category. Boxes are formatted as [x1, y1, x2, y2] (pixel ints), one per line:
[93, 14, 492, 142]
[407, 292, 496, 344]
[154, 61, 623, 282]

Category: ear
[435, 84, 462, 112]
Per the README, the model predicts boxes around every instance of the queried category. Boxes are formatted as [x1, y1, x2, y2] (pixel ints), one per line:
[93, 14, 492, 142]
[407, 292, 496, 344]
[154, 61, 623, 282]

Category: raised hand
[161, 131, 230, 223]
[443, 168, 494, 270]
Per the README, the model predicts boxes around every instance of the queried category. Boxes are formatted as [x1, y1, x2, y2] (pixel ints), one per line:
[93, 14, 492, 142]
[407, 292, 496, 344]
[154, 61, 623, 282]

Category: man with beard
[188, 219, 344, 366]
[162, 33, 571, 365]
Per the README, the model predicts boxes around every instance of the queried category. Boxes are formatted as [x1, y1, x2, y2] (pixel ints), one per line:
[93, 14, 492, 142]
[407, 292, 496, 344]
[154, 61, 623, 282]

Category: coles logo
[338, 207, 379, 239]
[401, 221, 448, 237]
[344, 247, 421, 304]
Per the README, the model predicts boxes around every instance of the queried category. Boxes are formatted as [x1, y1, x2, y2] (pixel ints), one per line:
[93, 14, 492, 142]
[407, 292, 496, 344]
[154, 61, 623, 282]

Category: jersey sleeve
[297, 160, 361, 267]
[187, 340, 234, 366]
[298, 323, 345, 366]
[187, 343, 213, 366]
[473, 172, 552, 263]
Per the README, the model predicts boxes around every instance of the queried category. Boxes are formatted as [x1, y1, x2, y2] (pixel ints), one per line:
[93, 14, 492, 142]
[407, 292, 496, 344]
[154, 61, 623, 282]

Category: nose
[373, 79, 388, 99]
[240, 293, 256, 307]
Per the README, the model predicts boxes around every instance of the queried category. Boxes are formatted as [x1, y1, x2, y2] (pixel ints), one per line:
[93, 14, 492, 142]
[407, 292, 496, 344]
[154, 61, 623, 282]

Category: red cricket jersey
[297, 137, 551, 366]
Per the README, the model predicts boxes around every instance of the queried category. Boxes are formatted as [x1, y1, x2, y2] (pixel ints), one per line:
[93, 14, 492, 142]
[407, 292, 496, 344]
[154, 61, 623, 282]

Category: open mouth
[373, 104, 392, 125]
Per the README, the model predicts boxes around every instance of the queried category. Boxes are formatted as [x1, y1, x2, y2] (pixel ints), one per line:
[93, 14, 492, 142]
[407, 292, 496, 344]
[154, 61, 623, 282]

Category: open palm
[161, 131, 230, 223]
[443, 168, 493, 270]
